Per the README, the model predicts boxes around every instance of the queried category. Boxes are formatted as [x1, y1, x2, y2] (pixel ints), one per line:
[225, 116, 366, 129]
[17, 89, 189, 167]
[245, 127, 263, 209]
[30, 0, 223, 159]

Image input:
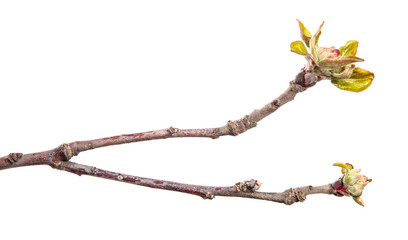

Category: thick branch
[53, 160, 338, 205]
[0, 70, 312, 170]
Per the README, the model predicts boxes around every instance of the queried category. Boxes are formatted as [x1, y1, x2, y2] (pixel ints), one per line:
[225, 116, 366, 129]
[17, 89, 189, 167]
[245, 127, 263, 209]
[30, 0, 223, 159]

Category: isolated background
[0, 1, 406, 239]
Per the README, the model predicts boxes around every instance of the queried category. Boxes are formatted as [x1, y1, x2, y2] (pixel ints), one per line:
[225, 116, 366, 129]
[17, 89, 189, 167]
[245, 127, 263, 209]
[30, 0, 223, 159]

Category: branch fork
[1, 69, 343, 205]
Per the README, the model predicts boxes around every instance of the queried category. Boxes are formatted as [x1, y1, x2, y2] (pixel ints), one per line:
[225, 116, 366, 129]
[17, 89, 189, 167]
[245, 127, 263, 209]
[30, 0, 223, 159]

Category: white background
[0, 1, 406, 239]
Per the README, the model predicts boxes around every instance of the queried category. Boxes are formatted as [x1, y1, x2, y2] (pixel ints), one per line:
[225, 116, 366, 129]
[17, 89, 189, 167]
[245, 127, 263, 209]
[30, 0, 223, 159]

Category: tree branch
[1, 69, 335, 205]
[1, 70, 311, 170]
[44, 70, 308, 159]
[53, 160, 338, 205]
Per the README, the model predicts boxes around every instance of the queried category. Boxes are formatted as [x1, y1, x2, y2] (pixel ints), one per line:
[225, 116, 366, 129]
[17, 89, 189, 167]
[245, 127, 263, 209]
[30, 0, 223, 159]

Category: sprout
[333, 162, 372, 206]
[291, 20, 374, 92]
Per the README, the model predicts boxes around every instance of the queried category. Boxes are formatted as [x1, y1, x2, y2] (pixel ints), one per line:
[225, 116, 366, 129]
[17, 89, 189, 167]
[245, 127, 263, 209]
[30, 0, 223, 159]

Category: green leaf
[339, 40, 359, 57]
[290, 41, 308, 55]
[334, 162, 353, 170]
[310, 21, 324, 61]
[330, 64, 355, 79]
[297, 19, 312, 47]
[331, 67, 374, 92]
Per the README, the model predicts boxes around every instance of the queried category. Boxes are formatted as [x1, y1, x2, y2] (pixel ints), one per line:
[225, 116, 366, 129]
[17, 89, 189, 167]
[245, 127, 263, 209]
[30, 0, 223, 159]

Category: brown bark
[0, 69, 341, 205]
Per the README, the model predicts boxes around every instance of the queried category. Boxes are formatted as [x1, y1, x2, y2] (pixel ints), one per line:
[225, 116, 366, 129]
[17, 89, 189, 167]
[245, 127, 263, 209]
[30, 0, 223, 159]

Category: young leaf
[297, 19, 312, 47]
[334, 162, 354, 174]
[310, 22, 325, 61]
[331, 67, 374, 92]
[339, 40, 359, 57]
[290, 41, 308, 55]
[319, 57, 364, 68]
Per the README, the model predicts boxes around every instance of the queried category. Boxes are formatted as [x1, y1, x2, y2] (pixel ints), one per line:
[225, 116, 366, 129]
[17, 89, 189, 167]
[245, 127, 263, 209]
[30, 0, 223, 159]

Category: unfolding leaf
[340, 40, 359, 57]
[310, 22, 325, 60]
[331, 67, 374, 92]
[305, 53, 319, 67]
[330, 64, 355, 79]
[297, 19, 312, 47]
[353, 196, 365, 207]
[290, 41, 308, 55]
[334, 162, 349, 169]
[334, 162, 354, 174]
[319, 57, 364, 68]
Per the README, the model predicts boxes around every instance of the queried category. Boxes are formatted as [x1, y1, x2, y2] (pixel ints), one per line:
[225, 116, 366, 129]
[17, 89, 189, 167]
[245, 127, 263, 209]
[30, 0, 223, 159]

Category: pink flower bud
[332, 49, 340, 56]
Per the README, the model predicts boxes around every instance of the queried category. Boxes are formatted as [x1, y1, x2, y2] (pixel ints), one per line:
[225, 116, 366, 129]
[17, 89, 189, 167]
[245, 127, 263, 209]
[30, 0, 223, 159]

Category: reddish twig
[0, 69, 337, 205]
[53, 160, 337, 205]
[51, 71, 307, 157]
[1, 70, 310, 170]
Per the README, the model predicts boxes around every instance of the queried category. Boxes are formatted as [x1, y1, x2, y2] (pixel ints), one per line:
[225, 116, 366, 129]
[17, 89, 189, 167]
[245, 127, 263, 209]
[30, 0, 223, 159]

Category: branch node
[331, 178, 347, 196]
[50, 160, 63, 170]
[235, 179, 262, 192]
[61, 143, 75, 161]
[168, 126, 179, 136]
[91, 167, 98, 174]
[211, 134, 220, 139]
[7, 153, 23, 164]
[227, 115, 257, 136]
[283, 188, 307, 205]
[293, 69, 317, 88]
[290, 81, 307, 93]
[205, 192, 215, 199]
[272, 99, 281, 107]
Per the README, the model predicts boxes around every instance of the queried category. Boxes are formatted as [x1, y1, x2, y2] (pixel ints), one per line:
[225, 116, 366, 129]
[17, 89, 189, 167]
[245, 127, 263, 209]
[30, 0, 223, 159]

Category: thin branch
[1, 70, 311, 170]
[0, 69, 334, 205]
[43, 70, 309, 160]
[53, 160, 339, 205]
